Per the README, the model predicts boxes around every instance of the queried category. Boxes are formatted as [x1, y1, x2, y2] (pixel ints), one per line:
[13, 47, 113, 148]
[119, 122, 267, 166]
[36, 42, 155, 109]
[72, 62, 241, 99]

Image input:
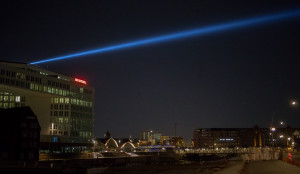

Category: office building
[0, 62, 94, 147]
[193, 127, 296, 148]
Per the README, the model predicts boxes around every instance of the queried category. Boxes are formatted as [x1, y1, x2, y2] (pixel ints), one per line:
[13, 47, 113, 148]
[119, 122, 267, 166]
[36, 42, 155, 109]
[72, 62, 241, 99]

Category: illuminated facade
[193, 127, 296, 148]
[0, 62, 94, 144]
[193, 128, 256, 148]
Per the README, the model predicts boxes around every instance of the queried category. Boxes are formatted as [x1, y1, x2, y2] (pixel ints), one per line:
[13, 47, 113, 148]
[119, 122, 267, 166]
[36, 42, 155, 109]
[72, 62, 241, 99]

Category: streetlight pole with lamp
[270, 99, 297, 160]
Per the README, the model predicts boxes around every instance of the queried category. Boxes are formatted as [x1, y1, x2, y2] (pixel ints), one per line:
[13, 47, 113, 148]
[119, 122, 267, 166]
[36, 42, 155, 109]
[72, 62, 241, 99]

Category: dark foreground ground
[0, 160, 244, 174]
[4, 160, 300, 174]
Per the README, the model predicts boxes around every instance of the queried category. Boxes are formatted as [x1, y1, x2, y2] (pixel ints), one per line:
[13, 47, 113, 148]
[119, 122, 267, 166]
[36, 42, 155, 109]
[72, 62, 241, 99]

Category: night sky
[1, 0, 300, 140]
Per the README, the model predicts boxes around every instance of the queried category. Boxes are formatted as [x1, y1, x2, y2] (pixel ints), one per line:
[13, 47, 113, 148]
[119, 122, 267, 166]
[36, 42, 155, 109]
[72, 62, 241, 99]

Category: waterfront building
[0, 62, 94, 150]
[193, 127, 296, 149]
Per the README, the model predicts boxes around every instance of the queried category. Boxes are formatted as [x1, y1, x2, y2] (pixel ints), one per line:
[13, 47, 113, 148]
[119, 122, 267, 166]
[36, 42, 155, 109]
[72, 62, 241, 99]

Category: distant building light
[219, 138, 234, 141]
[271, 127, 276, 131]
[74, 78, 87, 85]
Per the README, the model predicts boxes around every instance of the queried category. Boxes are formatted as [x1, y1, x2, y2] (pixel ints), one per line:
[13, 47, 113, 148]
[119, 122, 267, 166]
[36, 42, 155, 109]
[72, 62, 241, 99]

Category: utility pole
[270, 113, 276, 160]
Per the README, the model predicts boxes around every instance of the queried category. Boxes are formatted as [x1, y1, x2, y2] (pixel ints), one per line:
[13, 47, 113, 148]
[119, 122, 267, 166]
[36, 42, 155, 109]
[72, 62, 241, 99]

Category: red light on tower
[74, 78, 87, 85]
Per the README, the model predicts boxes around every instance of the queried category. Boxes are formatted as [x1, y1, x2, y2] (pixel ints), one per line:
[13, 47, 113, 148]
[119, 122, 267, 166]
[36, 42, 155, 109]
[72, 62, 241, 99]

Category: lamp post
[268, 99, 296, 160]
[270, 126, 276, 160]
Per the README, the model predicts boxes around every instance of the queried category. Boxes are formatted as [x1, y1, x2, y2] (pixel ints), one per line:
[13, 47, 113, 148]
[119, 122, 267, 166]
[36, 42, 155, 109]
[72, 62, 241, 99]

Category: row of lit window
[71, 119, 92, 125]
[79, 131, 92, 138]
[51, 97, 92, 108]
[71, 111, 93, 119]
[70, 131, 92, 138]
[49, 123, 68, 130]
[0, 77, 93, 101]
[50, 130, 68, 136]
[0, 69, 42, 83]
[71, 105, 93, 112]
[0, 77, 88, 99]
[0, 68, 72, 89]
[0, 95, 23, 102]
[0, 102, 25, 108]
[51, 104, 69, 110]
[50, 117, 68, 124]
[50, 111, 69, 117]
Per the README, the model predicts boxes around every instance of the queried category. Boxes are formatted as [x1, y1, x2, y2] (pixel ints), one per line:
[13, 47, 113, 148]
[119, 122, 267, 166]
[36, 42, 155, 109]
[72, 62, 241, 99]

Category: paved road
[249, 160, 300, 174]
[282, 153, 300, 162]
[291, 154, 300, 162]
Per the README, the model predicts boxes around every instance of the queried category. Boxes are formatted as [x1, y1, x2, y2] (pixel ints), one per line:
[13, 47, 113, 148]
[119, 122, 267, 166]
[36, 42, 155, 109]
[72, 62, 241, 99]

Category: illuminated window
[10, 96, 14, 102]
[65, 98, 69, 104]
[30, 83, 35, 90]
[80, 88, 83, 93]
[3, 103, 8, 108]
[15, 96, 20, 102]
[59, 98, 64, 103]
[3, 96, 8, 101]
[54, 98, 59, 103]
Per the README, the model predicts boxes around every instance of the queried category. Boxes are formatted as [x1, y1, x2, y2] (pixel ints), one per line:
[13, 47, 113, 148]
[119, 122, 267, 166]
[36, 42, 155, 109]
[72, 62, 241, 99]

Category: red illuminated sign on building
[74, 78, 87, 85]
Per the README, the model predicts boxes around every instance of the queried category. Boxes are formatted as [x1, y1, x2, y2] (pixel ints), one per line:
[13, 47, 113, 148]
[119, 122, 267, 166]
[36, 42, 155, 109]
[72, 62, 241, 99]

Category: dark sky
[1, 0, 300, 139]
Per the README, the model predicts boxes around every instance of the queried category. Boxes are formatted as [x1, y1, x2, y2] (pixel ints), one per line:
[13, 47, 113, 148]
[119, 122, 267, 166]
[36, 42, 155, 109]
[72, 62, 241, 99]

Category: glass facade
[0, 62, 94, 143]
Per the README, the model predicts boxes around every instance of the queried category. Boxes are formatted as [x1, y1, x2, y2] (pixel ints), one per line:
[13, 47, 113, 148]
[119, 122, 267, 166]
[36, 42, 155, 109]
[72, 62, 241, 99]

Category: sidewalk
[213, 161, 245, 174]
[249, 160, 300, 174]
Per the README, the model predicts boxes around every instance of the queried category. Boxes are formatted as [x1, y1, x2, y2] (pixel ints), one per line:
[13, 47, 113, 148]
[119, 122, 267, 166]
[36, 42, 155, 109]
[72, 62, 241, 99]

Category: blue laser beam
[30, 9, 300, 65]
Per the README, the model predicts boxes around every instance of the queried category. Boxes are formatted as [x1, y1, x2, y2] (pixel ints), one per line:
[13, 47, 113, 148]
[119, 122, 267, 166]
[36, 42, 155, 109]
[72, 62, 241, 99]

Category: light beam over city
[29, 9, 300, 65]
